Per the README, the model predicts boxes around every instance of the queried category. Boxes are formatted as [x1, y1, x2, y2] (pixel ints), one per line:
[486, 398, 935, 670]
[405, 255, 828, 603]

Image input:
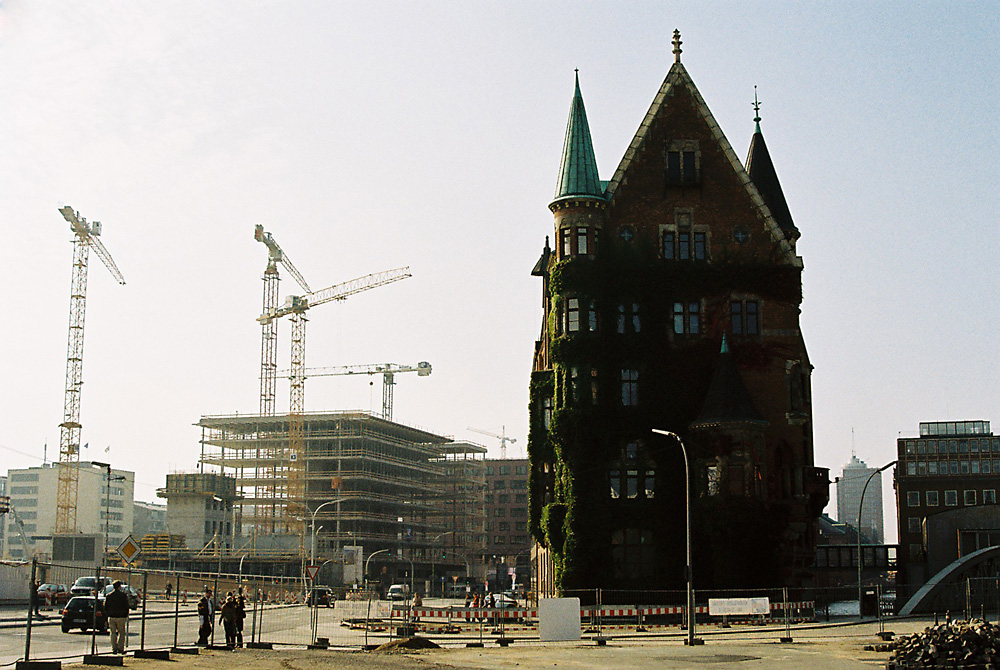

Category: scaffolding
[196, 411, 487, 575]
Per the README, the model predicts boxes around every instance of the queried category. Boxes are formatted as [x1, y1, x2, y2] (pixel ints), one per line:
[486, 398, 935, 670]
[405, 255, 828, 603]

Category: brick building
[895, 420, 1000, 598]
[528, 32, 828, 593]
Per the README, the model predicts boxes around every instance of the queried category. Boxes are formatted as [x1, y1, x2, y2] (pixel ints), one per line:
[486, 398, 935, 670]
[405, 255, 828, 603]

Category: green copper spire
[553, 70, 604, 202]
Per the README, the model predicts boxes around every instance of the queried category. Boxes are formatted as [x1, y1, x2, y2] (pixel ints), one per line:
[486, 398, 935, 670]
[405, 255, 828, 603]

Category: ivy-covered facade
[528, 34, 829, 594]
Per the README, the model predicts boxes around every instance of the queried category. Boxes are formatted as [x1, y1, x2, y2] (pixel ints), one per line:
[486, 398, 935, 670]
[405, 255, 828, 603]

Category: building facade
[5, 462, 134, 561]
[837, 455, 885, 543]
[528, 33, 828, 592]
[895, 420, 1000, 597]
[132, 500, 168, 540]
[193, 411, 487, 586]
[483, 458, 531, 591]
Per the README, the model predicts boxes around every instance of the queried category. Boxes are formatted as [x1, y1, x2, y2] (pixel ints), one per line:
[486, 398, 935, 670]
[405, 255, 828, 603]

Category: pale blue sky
[1, 2, 997, 543]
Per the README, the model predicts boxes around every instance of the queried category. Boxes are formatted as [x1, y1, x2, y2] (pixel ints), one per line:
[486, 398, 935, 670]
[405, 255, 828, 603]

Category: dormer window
[665, 140, 700, 184]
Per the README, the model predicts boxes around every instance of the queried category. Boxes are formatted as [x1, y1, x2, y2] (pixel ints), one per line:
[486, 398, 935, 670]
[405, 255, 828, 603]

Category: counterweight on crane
[55, 206, 125, 534]
[257, 266, 411, 529]
[468, 426, 516, 460]
[278, 361, 431, 421]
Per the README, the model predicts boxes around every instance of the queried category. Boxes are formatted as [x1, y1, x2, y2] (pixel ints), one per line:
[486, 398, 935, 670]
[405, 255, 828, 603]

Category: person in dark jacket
[219, 592, 238, 648]
[234, 589, 247, 647]
[196, 587, 214, 645]
[30, 581, 42, 617]
[104, 581, 130, 654]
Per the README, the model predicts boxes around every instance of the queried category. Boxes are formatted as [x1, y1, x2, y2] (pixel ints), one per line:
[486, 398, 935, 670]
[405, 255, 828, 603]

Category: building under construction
[184, 411, 486, 587]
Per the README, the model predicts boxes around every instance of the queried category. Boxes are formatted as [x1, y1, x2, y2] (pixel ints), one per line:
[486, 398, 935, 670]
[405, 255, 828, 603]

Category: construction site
[43, 211, 490, 591]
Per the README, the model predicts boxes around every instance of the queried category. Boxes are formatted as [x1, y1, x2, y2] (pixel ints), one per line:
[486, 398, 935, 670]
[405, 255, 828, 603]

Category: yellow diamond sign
[117, 535, 141, 564]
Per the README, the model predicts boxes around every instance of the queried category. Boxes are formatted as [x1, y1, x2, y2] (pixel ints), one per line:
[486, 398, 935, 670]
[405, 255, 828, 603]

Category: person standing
[196, 587, 215, 646]
[234, 590, 247, 648]
[29, 581, 42, 617]
[104, 581, 130, 655]
[219, 592, 238, 648]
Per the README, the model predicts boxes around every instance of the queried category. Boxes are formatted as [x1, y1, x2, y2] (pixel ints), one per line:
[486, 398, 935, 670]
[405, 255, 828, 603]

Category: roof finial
[752, 85, 762, 133]
[672, 29, 683, 63]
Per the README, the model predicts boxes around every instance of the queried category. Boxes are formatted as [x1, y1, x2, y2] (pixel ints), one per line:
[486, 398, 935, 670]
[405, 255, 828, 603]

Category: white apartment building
[5, 462, 134, 560]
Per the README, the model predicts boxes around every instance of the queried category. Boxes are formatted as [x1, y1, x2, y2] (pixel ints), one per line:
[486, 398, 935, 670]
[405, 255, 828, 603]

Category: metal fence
[0, 560, 951, 665]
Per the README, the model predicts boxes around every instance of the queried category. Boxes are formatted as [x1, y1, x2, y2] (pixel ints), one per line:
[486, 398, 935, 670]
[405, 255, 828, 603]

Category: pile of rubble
[889, 620, 1000, 668]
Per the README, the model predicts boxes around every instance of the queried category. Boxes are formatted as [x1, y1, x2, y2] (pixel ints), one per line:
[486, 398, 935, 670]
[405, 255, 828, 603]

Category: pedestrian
[29, 580, 42, 617]
[196, 586, 215, 646]
[165, 582, 172, 600]
[234, 590, 247, 648]
[220, 592, 238, 649]
[105, 581, 130, 654]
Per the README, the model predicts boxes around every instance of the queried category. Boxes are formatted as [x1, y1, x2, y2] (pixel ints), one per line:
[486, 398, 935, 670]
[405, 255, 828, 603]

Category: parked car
[100, 583, 140, 610]
[489, 593, 518, 608]
[61, 596, 107, 633]
[307, 587, 334, 607]
[38, 583, 70, 607]
[70, 576, 110, 597]
[386, 584, 410, 601]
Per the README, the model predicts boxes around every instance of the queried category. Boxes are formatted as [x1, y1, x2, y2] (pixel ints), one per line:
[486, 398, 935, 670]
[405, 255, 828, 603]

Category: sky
[1, 2, 997, 543]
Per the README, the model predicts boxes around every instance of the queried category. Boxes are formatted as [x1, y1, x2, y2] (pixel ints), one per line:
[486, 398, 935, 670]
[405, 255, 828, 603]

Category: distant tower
[837, 455, 884, 543]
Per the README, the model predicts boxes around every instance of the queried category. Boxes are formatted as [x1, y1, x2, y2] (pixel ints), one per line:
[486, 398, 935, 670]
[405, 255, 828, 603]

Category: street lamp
[857, 460, 896, 618]
[429, 531, 456, 597]
[309, 497, 348, 566]
[92, 461, 124, 565]
[651, 429, 701, 646]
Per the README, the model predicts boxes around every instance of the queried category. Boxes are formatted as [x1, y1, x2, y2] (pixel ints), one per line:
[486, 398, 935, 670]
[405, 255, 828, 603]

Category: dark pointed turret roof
[692, 335, 768, 428]
[746, 118, 799, 240]
[531, 236, 551, 276]
[552, 71, 605, 205]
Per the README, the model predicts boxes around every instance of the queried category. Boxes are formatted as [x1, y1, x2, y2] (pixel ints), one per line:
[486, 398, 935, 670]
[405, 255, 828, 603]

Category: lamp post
[364, 548, 391, 592]
[309, 497, 348, 566]
[857, 460, 896, 618]
[652, 429, 700, 646]
[92, 461, 124, 565]
[429, 531, 456, 597]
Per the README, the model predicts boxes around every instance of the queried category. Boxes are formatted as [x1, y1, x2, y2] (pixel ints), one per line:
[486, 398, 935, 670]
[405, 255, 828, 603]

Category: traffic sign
[117, 535, 141, 564]
[305, 564, 320, 581]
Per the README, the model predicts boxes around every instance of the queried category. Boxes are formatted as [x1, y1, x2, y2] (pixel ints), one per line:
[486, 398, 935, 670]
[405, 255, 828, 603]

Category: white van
[386, 584, 410, 601]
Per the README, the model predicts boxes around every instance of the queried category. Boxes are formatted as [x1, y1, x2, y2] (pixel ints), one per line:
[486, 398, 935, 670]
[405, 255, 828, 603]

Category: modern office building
[837, 454, 885, 543]
[5, 462, 134, 561]
[895, 420, 1000, 597]
[528, 32, 828, 593]
[483, 458, 531, 591]
[132, 500, 168, 540]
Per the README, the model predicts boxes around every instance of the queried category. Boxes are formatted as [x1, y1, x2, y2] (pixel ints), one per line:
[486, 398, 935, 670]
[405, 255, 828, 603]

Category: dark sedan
[61, 596, 107, 633]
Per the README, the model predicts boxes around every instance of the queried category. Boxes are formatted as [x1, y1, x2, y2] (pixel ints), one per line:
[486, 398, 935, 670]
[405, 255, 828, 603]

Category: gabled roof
[746, 126, 799, 240]
[552, 72, 605, 205]
[692, 335, 768, 429]
[603, 61, 801, 267]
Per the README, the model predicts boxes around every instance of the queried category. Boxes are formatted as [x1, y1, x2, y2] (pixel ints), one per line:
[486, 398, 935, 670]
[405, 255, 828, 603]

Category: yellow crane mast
[55, 206, 125, 534]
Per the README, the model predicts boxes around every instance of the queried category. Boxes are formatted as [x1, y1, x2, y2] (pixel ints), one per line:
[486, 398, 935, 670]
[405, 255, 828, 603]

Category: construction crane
[257, 266, 411, 526]
[55, 206, 126, 534]
[468, 426, 517, 460]
[254, 224, 311, 416]
[278, 362, 432, 421]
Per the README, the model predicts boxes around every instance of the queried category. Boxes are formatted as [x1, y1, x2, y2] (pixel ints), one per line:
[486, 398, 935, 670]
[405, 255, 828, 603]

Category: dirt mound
[374, 636, 441, 652]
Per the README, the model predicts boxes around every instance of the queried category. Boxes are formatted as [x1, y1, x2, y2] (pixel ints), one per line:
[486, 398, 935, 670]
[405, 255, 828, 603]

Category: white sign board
[539, 597, 581, 641]
[708, 597, 770, 616]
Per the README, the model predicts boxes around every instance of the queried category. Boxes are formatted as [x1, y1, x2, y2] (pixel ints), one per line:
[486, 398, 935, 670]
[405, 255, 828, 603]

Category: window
[673, 302, 700, 334]
[731, 300, 760, 336]
[566, 298, 580, 333]
[498, 522, 510, 531]
[484, 494, 494, 504]
[499, 466, 511, 475]
[621, 369, 639, 406]
[964, 490, 978, 506]
[559, 226, 594, 258]
[560, 228, 571, 257]
[494, 535, 506, 544]
[515, 465, 528, 476]
[493, 480, 506, 490]
[984, 490, 996, 504]
[497, 494, 510, 504]
[929, 462, 939, 475]
[907, 462, 916, 476]
[617, 302, 641, 334]
[494, 508, 506, 517]
[666, 141, 699, 183]
[542, 396, 553, 429]
[514, 493, 527, 503]
[906, 491, 920, 507]
[562, 298, 596, 334]
[662, 230, 706, 261]
[945, 490, 958, 506]
[577, 227, 589, 255]
[907, 517, 922, 534]
[511, 507, 527, 517]
[926, 491, 939, 506]
[984, 460, 991, 475]
[612, 528, 656, 581]
[511, 480, 527, 489]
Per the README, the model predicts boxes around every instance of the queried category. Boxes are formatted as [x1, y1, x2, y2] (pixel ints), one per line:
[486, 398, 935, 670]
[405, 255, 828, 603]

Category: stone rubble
[888, 619, 1000, 669]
